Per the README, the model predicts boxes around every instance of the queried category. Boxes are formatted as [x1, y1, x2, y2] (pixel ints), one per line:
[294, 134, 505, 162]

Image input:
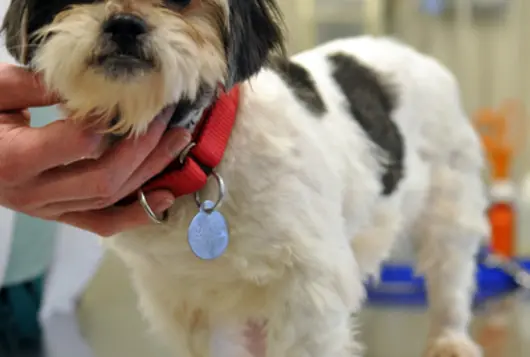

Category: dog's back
[256, 35, 488, 269]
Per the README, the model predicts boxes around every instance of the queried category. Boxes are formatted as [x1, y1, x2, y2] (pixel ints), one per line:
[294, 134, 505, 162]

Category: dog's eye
[168, 0, 192, 8]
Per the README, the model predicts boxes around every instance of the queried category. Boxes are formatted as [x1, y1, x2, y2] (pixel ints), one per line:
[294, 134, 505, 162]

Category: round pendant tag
[188, 200, 229, 260]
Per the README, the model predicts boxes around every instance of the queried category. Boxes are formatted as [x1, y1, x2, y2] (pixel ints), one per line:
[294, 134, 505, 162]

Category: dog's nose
[103, 14, 148, 45]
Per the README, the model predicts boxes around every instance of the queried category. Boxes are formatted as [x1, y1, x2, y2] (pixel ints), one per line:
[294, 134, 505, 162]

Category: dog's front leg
[136, 293, 211, 357]
[160, 307, 211, 357]
[264, 278, 364, 357]
[209, 319, 267, 357]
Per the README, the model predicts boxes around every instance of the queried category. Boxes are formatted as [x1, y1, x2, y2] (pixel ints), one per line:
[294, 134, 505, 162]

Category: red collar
[140, 85, 240, 199]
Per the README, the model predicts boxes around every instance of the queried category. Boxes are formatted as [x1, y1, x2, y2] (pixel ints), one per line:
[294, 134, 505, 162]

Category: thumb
[0, 64, 60, 111]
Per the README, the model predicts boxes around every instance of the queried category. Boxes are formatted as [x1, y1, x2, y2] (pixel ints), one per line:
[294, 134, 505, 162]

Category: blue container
[366, 259, 530, 307]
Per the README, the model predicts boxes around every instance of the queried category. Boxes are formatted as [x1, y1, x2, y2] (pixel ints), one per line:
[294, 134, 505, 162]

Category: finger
[114, 128, 191, 199]
[57, 190, 175, 237]
[0, 119, 104, 184]
[0, 64, 60, 111]
[0, 110, 30, 126]
[24, 108, 174, 207]
[35, 128, 191, 215]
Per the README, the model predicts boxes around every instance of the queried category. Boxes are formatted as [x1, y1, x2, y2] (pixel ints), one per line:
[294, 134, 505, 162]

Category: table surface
[72, 254, 530, 357]
[361, 292, 530, 357]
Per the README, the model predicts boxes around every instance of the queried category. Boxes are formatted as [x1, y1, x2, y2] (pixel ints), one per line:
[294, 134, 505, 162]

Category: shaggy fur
[2, 0, 489, 356]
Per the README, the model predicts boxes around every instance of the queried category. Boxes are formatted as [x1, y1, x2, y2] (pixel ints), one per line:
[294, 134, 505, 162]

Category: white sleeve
[0, 207, 15, 286]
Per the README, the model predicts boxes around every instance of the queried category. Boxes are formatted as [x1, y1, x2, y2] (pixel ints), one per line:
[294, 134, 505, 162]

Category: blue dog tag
[188, 200, 229, 260]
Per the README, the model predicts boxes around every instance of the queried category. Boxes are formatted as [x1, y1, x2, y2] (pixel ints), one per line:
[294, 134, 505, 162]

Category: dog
[2, 1, 490, 356]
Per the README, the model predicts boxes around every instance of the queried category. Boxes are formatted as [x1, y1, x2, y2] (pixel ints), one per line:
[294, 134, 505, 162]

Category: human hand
[0, 63, 191, 236]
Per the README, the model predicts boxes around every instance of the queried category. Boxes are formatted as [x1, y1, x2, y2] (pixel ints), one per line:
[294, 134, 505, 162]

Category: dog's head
[1, 0, 284, 134]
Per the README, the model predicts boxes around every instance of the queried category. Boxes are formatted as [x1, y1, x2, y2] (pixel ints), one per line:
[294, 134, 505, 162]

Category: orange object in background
[488, 202, 514, 257]
[474, 100, 525, 258]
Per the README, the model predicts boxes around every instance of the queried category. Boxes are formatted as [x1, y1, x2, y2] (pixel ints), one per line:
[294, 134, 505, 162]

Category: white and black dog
[2, 1, 489, 356]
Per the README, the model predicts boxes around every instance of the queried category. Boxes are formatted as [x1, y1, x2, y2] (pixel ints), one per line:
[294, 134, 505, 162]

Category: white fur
[107, 36, 490, 357]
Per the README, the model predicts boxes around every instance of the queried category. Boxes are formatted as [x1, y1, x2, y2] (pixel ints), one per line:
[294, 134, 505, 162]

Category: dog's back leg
[412, 158, 489, 356]
[352, 201, 403, 280]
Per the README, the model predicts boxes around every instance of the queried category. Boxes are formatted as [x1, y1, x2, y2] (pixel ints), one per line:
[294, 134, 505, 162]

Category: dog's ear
[226, 0, 285, 87]
[1, 0, 31, 64]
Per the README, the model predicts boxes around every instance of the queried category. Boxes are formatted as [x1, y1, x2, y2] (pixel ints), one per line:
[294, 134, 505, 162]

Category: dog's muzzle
[103, 14, 148, 50]
[95, 14, 154, 76]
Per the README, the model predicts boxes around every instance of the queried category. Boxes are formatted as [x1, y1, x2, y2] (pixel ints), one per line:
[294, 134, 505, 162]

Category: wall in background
[390, 0, 528, 115]
[278, 0, 367, 54]
[279, 0, 529, 178]
[0, 0, 16, 65]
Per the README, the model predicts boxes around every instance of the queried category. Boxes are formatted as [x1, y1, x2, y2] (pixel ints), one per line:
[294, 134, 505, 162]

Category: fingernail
[154, 197, 175, 213]
[89, 134, 108, 159]
[168, 129, 192, 155]
[155, 105, 177, 124]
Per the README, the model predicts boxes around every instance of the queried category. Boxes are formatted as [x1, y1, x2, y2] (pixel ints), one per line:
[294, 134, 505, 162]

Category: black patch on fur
[171, 85, 217, 128]
[328, 52, 404, 196]
[269, 57, 327, 116]
[226, 0, 285, 87]
[171, 98, 197, 127]
[1, 0, 93, 63]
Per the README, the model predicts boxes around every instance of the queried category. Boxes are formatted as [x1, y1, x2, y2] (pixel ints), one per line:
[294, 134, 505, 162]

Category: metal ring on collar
[194, 170, 225, 213]
[178, 142, 197, 164]
[138, 189, 169, 224]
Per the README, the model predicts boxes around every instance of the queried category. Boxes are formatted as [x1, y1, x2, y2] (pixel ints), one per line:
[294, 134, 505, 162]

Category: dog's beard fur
[30, 0, 227, 135]
[2, 0, 284, 136]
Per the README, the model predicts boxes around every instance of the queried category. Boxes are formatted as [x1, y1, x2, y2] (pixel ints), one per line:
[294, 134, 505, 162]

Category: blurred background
[2, 0, 530, 356]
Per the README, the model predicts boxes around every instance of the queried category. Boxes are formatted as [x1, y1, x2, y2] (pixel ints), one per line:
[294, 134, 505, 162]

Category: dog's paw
[424, 333, 482, 357]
